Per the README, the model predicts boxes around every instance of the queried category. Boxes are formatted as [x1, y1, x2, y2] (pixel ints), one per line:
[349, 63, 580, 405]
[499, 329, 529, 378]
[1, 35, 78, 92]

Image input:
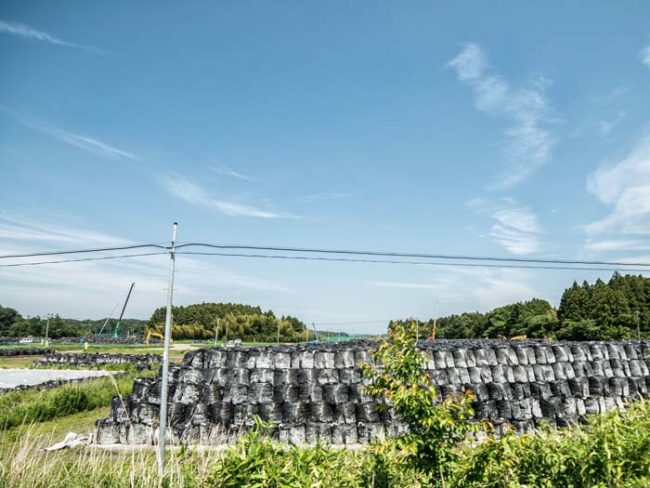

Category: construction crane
[112, 282, 135, 339]
[97, 301, 120, 336]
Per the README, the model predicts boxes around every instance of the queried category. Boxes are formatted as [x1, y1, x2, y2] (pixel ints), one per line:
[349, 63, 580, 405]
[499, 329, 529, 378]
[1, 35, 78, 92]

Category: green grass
[0, 371, 154, 431]
[0, 406, 109, 452]
[0, 356, 41, 369]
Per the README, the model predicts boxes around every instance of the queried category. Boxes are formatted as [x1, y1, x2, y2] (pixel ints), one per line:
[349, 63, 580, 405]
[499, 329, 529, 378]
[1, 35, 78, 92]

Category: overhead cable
[0, 252, 168, 268]
[175, 243, 650, 268]
[176, 251, 650, 273]
[0, 243, 167, 260]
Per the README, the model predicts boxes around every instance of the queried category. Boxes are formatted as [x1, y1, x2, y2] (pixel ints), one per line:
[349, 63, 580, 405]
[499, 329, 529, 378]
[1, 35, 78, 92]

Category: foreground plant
[362, 326, 476, 486]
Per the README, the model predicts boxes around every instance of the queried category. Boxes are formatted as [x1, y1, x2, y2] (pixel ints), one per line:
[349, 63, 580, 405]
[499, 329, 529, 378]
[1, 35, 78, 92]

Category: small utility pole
[157, 222, 177, 476]
[432, 298, 439, 340]
[214, 318, 220, 346]
[44, 314, 50, 347]
[414, 317, 419, 343]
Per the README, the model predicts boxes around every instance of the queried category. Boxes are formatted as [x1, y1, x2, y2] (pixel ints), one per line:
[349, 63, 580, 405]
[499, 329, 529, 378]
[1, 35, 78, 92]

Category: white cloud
[586, 132, 650, 237]
[584, 239, 650, 253]
[5, 111, 139, 161]
[596, 111, 625, 136]
[469, 198, 542, 255]
[365, 281, 443, 290]
[366, 268, 541, 312]
[490, 207, 542, 255]
[0, 214, 128, 246]
[0, 20, 104, 53]
[210, 166, 255, 182]
[297, 193, 352, 202]
[472, 271, 538, 309]
[35, 123, 138, 161]
[448, 43, 556, 187]
[641, 45, 650, 69]
[163, 174, 293, 219]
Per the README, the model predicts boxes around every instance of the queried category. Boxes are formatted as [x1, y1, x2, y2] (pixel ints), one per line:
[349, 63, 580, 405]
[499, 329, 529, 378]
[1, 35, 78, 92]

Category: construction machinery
[145, 330, 170, 344]
[112, 282, 135, 339]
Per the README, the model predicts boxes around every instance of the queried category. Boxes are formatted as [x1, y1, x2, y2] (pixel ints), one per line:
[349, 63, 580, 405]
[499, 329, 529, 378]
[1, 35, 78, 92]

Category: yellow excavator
[145, 330, 171, 345]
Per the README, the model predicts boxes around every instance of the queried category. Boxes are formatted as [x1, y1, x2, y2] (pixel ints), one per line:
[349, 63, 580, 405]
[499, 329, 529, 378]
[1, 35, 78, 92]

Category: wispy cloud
[472, 270, 538, 309]
[0, 214, 128, 246]
[297, 192, 352, 202]
[585, 131, 650, 238]
[641, 45, 650, 69]
[448, 43, 556, 187]
[365, 281, 443, 290]
[163, 174, 294, 219]
[584, 239, 650, 253]
[8, 112, 139, 161]
[490, 206, 542, 255]
[469, 197, 543, 255]
[366, 268, 540, 312]
[0, 20, 105, 54]
[596, 111, 625, 136]
[210, 166, 255, 182]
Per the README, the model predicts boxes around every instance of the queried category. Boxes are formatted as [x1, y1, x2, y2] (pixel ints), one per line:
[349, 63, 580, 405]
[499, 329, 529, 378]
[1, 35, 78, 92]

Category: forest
[391, 272, 650, 341]
[146, 302, 311, 342]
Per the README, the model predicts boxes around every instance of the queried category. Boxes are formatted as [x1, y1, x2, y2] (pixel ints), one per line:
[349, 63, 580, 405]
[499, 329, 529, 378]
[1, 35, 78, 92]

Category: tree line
[390, 273, 650, 341]
[0, 307, 147, 339]
[146, 302, 311, 342]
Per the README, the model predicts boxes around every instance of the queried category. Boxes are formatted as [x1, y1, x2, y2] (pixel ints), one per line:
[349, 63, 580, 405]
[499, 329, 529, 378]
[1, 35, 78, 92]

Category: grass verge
[0, 371, 154, 431]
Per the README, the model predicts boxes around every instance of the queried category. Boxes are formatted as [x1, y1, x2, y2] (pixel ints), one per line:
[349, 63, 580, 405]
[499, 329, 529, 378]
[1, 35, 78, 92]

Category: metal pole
[432, 298, 439, 340]
[44, 315, 50, 347]
[113, 282, 136, 339]
[157, 222, 177, 476]
[415, 317, 419, 343]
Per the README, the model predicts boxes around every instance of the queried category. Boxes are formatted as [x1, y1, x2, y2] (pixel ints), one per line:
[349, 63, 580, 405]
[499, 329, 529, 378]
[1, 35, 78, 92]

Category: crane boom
[113, 282, 135, 338]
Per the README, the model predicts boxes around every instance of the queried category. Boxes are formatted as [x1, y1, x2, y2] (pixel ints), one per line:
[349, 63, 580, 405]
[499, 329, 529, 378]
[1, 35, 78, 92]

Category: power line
[2, 240, 649, 270]
[0, 252, 168, 268]
[176, 242, 650, 268]
[0, 243, 167, 260]
[176, 251, 650, 273]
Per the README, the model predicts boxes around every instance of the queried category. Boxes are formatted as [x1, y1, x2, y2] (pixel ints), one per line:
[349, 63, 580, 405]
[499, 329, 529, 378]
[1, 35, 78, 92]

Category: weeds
[0, 371, 154, 430]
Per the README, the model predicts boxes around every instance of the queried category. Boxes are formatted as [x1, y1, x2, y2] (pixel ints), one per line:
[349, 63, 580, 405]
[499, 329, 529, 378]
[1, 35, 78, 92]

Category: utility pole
[414, 316, 419, 343]
[432, 298, 439, 340]
[157, 222, 177, 476]
[44, 314, 50, 347]
[214, 318, 220, 346]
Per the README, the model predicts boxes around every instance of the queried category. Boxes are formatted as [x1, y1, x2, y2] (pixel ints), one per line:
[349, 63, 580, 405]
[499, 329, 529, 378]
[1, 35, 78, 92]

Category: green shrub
[451, 400, 650, 487]
[362, 325, 476, 486]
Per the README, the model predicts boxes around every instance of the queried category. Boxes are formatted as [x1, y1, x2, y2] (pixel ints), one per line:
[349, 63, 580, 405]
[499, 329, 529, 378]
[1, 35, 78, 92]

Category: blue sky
[1, 1, 649, 333]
